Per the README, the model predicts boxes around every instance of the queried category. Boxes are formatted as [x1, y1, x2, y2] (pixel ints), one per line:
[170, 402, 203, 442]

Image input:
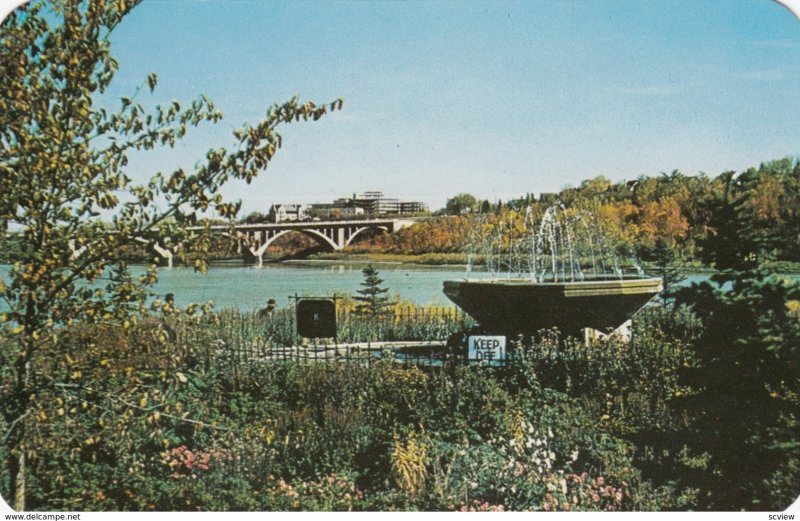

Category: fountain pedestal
[443, 277, 663, 338]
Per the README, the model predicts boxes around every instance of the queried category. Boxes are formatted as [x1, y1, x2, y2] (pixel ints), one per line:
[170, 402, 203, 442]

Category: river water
[0, 261, 470, 311]
[0, 262, 795, 312]
[144, 261, 472, 310]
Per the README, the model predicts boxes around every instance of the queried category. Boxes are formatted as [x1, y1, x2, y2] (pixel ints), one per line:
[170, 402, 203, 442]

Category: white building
[268, 204, 309, 223]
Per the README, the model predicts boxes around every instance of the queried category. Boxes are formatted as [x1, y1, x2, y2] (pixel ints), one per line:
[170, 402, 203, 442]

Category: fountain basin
[443, 277, 663, 336]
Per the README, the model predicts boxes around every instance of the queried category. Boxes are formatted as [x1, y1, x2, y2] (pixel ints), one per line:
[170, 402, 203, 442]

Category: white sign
[468, 335, 506, 362]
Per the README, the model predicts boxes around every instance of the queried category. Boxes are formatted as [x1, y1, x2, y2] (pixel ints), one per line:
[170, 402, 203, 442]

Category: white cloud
[737, 69, 791, 81]
[749, 38, 799, 48]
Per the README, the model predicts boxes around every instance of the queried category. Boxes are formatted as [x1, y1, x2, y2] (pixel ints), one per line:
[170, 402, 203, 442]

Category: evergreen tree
[355, 265, 390, 316]
[675, 172, 800, 508]
[695, 171, 759, 271]
[651, 237, 683, 302]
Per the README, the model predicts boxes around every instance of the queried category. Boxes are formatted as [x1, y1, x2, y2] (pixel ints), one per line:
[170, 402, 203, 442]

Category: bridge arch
[295, 228, 341, 251]
[249, 228, 338, 259]
[343, 225, 390, 248]
[132, 237, 175, 268]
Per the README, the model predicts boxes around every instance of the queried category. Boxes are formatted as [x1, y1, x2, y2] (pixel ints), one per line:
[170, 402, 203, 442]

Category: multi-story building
[268, 204, 309, 223]
[299, 192, 427, 220]
[400, 201, 427, 214]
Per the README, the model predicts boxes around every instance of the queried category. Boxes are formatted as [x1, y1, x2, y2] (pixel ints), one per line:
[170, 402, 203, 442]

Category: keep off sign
[468, 336, 506, 362]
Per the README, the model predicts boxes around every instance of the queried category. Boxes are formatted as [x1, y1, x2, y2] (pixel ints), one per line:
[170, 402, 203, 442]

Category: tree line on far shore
[2, 157, 795, 268]
[349, 157, 800, 268]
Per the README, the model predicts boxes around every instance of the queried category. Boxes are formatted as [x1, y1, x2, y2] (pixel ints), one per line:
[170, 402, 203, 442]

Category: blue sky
[86, 1, 800, 211]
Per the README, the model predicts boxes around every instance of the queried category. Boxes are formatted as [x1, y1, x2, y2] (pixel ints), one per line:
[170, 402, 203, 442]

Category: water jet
[444, 205, 662, 337]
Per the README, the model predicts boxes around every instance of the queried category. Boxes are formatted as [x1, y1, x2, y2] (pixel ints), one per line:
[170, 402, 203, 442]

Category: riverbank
[309, 251, 472, 266]
[307, 251, 800, 274]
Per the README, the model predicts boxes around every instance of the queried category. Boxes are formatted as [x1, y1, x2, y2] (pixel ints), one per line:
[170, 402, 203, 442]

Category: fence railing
[169, 304, 476, 370]
[164, 302, 696, 374]
[211, 338, 525, 369]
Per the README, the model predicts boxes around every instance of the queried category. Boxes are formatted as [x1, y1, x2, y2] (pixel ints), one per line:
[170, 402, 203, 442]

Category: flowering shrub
[265, 473, 364, 511]
[457, 499, 505, 512]
[161, 445, 233, 480]
[492, 419, 560, 476]
[541, 472, 631, 512]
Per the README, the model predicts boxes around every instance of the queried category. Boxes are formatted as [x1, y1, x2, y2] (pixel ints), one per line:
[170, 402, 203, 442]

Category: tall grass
[159, 304, 471, 375]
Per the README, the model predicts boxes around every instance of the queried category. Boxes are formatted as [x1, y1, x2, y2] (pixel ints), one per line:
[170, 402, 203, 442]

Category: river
[0, 262, 796, 312]
[0, 261, 470, 311]
[143, 261, 472, 310]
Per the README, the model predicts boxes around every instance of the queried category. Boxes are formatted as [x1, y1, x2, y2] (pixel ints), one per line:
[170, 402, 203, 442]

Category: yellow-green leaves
[146, 72, 157, 93]
[2, 7, 341, 511]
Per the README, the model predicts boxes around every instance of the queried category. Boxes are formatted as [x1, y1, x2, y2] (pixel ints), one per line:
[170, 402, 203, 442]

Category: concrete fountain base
[443, 277, 663, 337]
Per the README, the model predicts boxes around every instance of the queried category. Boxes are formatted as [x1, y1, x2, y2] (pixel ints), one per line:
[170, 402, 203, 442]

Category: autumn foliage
[349, 159, 800, 266]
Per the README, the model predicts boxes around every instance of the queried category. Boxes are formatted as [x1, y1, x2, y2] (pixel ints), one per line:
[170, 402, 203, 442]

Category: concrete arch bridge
[66, 218, 417, 268]
[190, 218, 416, 267]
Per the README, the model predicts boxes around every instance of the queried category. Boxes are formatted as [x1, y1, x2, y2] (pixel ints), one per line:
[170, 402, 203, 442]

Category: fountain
[443, 205, 662, 337]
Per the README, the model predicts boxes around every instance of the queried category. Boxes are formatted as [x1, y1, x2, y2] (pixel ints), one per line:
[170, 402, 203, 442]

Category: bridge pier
[69, 237, 174, 268]
[242, 246, 265, 267]
[152, 243, 174, 269]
